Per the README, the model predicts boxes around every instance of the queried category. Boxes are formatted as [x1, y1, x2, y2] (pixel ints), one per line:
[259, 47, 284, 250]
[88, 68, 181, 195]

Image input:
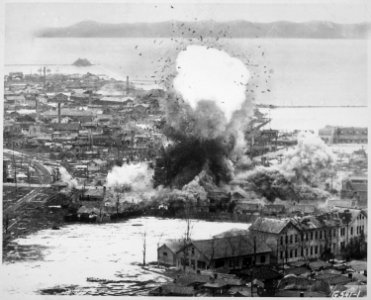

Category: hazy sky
[5, 0, 370, 38]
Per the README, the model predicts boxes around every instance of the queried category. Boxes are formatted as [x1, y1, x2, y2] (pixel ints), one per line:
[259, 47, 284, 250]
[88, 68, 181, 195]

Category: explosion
[105, 43, 336, 210]
[106, 163, 154, 192]
[173, 45, 250, 122]
[154, 45, 254, 189]
[236, 133, 335, 202]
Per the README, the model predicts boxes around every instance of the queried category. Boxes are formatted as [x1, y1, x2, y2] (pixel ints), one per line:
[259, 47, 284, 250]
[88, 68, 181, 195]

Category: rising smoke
[106, 163, 154, 192]
[235, 132, 335, 202]
[278, 132, 335, 185]
[154, 45, 254, 189]
[59, 167, 78, 188]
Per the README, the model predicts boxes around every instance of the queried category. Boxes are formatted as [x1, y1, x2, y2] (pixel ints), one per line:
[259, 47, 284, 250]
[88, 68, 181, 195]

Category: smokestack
[126, 76, 129, 95]
[88, 90, 92, 106]
[58, 102, 61, 124]
[35, 98, 39, 122]
[43, 66, 46, 87]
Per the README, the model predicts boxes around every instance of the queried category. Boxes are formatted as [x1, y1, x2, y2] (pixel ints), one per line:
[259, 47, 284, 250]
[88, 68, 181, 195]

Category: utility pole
[251, 236, 257, 297]
[285, 233, 288, 274]
[116, 194, 120, 219]
[12, 142, 18, 193]
[42, 66, 47, 89]
[142, 230, 147, 266]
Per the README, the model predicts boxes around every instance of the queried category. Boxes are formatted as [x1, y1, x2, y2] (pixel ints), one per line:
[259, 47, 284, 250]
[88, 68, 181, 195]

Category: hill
[36, 20, 370, 39]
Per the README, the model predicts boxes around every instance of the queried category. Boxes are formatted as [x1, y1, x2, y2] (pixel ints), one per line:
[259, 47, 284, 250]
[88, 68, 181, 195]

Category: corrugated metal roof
[250, 217, 292, 234]
[191, 234, 271, 260]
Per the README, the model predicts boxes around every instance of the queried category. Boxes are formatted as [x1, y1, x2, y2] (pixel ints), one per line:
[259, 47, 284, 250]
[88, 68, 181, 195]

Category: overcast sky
[5, 0, 370, 38]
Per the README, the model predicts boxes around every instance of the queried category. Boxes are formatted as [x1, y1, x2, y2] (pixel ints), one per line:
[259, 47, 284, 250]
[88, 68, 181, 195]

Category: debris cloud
[173, 45, 250, 122]
[106, 163, 154, 192]
[278, 132, 335, 186]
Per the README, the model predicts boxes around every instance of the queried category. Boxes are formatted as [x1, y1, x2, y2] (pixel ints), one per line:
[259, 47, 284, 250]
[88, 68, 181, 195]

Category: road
[3, 183, 51, 188]
[3, 150, 56, 232]
[3, 150, 54, 184]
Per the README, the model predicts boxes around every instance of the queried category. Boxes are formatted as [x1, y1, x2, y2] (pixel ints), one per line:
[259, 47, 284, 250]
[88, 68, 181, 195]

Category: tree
[341, 211, 352, 246]
[182, 202, 193, 271]
[342, 234, 367, 260]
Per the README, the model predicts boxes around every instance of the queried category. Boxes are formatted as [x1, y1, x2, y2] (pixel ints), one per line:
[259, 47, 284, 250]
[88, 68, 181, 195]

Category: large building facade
[319, 126, 367, 144]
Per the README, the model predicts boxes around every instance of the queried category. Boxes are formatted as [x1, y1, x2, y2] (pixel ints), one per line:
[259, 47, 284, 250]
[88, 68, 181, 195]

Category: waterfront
[5, 38, 367, 107]
[3, 3, 368, 297]
[2, 217, 249, 295]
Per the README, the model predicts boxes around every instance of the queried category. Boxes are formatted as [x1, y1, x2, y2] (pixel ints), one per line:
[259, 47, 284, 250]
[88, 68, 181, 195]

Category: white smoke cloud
[173, 45, 250, 122]
[106, 163, 153, 192]
[278, 132, 335, 185]
[59, 167, 78, 188]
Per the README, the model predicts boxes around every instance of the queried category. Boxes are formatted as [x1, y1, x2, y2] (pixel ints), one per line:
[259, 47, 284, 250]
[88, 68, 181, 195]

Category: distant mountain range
[36, 20, 370, 39]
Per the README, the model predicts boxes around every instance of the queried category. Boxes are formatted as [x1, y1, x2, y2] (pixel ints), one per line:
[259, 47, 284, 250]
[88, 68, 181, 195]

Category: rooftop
[250, 217, 292, 234]
[191, 234, 271, 260]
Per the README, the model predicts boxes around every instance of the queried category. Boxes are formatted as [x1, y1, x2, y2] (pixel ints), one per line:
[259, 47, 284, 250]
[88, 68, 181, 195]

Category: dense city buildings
[3, 70, 368, 297]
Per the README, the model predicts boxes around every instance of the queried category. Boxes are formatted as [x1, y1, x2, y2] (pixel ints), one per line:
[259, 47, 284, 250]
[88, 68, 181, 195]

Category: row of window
[335, 139, 367, 143]
[280, 244, 333, 259]
[280, 229, 337, 245]
[356, 226, 365, 235]
[342, 225, 365, 236]
[181, 255, 267, 270]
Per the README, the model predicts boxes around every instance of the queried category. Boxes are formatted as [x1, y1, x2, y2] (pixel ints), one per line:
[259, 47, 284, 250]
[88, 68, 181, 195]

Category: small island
[72, 58, 92, 67]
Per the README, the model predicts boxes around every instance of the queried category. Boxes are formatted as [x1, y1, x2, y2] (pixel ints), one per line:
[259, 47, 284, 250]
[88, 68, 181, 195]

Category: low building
[262, 204, 286, 216]
[340, 176, 367, 207]
[249, 217, 302, 264]
[8, 72, 24, 81]
[319, 126, 367, 144]
[175, 234, 271, 273]
[157, 240, 183, 266]
[80, 188, 105, 201]
[336, 208, 367, 252]
[50, 92, 69, 103]
[234, 200, 263, 214]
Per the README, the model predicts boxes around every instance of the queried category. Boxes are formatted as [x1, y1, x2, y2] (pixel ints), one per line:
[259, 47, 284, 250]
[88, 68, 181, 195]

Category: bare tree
[207, 238, 216, 270]
[182, 200, 193, 272]
[142, 230, 147, 266]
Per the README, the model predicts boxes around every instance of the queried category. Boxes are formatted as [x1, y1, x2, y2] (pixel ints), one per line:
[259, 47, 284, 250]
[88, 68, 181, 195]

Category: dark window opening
[261, 255, 266, 264]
